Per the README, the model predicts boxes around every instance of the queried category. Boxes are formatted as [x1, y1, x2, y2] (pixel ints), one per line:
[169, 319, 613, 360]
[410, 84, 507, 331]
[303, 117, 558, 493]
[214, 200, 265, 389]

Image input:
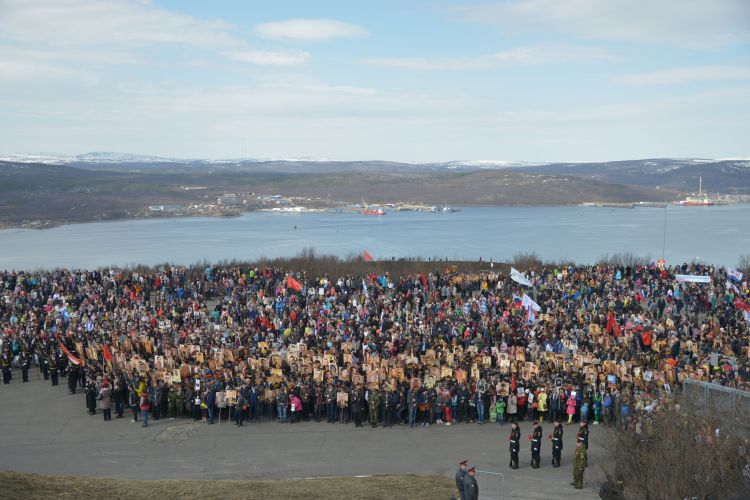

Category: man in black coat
[530, 421, 542, 468]
[551, 420, 563, 467]
[509, 422, 520, 469]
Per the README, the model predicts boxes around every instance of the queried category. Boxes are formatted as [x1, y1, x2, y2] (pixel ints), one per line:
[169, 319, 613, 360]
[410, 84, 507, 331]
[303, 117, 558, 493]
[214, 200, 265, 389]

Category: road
[0, 369, 603, 499]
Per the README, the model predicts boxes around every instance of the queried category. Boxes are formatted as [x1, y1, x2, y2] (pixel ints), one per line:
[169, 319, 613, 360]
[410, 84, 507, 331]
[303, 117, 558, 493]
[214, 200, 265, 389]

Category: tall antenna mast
[698, 176, 702, 195]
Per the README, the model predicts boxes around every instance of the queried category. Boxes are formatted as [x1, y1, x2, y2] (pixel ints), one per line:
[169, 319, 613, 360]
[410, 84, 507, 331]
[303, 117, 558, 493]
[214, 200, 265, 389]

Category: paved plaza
[0, 370, 603, 499]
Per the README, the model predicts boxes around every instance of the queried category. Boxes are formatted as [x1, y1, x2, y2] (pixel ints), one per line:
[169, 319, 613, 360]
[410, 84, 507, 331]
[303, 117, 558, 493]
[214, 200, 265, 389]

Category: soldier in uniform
[551, 420, 563, 467]
[572, 440, 587, 489]
[20, 350, 30, 382]
[40, 348, 50, 381]
[1, 353, 11, 384]
[350, 385, 363, 427]
[462, 466, 479, 500]
[455, 459, 467, 500]
[383, 387, 396, 428]
[49, 355, 59, 386]
[368, 389, 381, 428]
[577, 420, 589, 449]
[530, 421, 542, 468]
[68, 363, 79, 394]
[509, 421, 520, 469]
[168, 386, 179, 419]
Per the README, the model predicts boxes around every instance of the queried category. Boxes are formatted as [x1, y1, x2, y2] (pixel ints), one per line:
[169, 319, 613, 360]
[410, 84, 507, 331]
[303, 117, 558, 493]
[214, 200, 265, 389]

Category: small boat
[361, 207, 386, 215]
[361, 199, 386, 215]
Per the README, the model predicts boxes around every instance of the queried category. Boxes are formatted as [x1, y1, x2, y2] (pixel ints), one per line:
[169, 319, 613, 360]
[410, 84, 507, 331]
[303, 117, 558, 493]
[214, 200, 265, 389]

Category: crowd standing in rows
[2, 261, 748, 484]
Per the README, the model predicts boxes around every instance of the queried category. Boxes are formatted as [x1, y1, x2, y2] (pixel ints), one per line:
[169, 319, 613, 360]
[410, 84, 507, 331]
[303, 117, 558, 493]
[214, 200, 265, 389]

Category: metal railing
[682, 379, 750, 414]
[476, 469, 504, 500]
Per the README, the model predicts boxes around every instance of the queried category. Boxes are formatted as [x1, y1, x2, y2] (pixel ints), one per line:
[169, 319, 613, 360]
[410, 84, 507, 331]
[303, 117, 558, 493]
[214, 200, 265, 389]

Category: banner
[675, 274, 712, 284]
[60, 343, 83, 366]
[510, 267, 533, 287]
[363, 250, 374, 262]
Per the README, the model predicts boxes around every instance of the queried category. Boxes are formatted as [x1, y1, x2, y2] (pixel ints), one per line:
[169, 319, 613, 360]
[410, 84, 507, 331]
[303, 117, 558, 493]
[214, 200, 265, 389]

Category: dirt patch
[0, 471, 456, 500]
[154, 422, 203, 443]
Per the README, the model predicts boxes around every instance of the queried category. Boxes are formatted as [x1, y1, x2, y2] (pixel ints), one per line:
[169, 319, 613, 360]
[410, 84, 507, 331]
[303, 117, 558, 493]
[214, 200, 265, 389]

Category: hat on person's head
[468, 466, 476, 473]
[459, 459, 468, 466]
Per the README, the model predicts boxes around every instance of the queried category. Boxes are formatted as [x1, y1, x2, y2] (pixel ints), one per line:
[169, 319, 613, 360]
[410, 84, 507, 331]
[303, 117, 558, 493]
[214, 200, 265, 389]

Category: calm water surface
[0, 205, 748, 270]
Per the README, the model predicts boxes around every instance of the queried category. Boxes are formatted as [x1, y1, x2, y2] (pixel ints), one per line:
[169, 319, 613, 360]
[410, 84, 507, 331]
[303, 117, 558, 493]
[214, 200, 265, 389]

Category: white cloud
[226, 49, 310, 66]
[454, 0, 750, 48]
[366, 45, 614, 70]
[254, 19, 368, 42]
[619, 65, 750, 85]
[0, 0, 237, 47]
[0, 0, 313, 74]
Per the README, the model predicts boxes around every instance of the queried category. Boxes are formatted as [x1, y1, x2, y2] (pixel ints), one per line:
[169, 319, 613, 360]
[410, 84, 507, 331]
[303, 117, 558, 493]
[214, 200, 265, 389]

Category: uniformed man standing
[369, 389, 380, 428]
[551, 420, 563, 467]
[462, 466, 479, 500]
[577, 420, 589, 449]
[530, 421, 542, 468]
[49, 355, 59, 386]
[455, 459, 467, 499]
[350, 386, 363, 427]
[572, 440, 587, 489]
[509, 422, 520, 469]
[20, 351, 30, 382]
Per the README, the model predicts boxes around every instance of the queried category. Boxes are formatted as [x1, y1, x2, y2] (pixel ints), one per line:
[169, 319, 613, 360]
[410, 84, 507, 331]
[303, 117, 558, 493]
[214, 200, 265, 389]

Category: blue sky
[0, 0, 748, 161]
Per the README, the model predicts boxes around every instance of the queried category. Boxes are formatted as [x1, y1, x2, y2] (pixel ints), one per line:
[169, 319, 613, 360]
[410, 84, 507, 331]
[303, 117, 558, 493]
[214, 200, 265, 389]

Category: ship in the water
[361, 200, 386, 215]
[678, 177, 719, 206]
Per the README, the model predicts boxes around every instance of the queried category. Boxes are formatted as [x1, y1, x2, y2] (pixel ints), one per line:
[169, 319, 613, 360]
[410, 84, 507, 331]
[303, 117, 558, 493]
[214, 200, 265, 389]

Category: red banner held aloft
[363, 250, 373, 262]
[287, 276, 302, 292]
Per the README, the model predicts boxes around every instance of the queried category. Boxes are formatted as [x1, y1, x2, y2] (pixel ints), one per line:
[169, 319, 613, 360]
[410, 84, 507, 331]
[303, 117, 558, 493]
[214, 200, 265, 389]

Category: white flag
[729, 269, 744, 283]
[521, 293, 541, 312]
[727, 281, 741, 295]
[510, 267, 533, 287]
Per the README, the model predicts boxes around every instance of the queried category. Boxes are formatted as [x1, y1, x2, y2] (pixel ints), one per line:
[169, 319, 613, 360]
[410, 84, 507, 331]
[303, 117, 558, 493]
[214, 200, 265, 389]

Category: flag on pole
[287, 276, 302, 292]
[363, 250, 374, 262]
[521, 294, 541, 312]
[512, 294, 523, 309]
[727, 281, 741, 295]
[362, 279, 370, 298]
[729, 269, 744, 283]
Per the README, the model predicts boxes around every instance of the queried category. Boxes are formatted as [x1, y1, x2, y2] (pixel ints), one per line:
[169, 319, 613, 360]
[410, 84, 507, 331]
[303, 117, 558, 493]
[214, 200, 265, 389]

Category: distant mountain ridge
[1, 154, 748, 229]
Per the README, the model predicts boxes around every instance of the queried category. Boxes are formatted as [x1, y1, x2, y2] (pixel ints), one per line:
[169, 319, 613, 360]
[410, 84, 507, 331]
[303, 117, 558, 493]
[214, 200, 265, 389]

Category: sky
[0, 0, 749, 162]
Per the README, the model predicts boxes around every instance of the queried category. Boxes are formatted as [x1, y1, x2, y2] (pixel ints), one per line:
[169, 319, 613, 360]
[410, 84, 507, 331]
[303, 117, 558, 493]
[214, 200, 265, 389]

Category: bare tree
[600, 396, 750, 500]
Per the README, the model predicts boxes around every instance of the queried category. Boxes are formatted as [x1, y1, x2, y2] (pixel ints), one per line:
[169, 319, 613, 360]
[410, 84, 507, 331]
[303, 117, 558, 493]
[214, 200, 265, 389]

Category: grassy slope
[0, 472, 455, 500]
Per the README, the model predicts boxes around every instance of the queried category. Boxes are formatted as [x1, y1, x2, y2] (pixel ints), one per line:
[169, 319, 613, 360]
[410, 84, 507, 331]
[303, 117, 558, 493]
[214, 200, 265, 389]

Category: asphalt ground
[0, 368, 603, 499]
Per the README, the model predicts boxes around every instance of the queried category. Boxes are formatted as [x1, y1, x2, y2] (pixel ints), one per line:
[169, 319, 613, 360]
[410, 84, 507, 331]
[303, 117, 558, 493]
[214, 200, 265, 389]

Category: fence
[475, 469, 504, 500]
[682, 379, 750, 415]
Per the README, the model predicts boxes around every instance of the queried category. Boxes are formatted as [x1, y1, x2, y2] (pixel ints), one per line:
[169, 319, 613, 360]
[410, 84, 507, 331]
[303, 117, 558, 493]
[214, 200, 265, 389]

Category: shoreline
[4, 200, 738, 232]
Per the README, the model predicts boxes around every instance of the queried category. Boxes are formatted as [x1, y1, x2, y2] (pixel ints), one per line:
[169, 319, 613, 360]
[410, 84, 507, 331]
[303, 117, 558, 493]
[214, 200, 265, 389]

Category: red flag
[363, 250, 373, 262]
[511, 373, 517, 393]
[736, 298, 750, 312]
[103, 344, 113, 362]
[287, 276, 302, 292]
[606, 310, 616, 335]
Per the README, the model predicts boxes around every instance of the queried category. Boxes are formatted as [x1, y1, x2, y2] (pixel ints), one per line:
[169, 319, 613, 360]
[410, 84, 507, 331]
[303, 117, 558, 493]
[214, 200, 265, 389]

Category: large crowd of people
[1, 261, 748, 445]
